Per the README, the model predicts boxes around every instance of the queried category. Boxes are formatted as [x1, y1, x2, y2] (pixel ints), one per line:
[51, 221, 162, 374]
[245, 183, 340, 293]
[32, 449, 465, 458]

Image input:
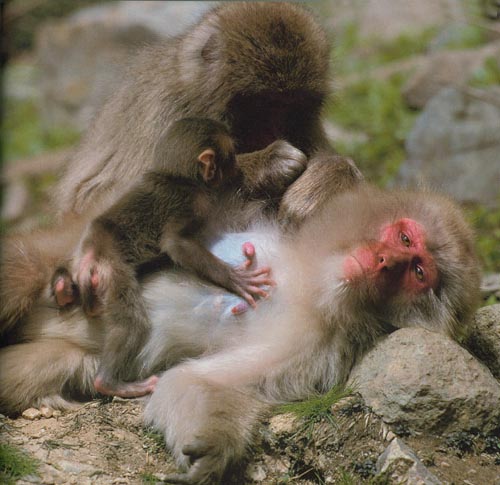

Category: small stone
[40, 405, 53, 419]
[52, 410, 62, 418]
[268, 413, 297, 434]
[386, 431, 396, 442]
[22, 408, 41, 420]
[246, 463, 267, 482]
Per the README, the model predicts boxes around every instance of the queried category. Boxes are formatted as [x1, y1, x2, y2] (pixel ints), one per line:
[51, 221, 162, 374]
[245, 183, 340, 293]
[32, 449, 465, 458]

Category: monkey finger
[246, 285, 270, 298]
[246, 275, 276, 288]
[239, 291, 257, 308]
[247, 266, 272, 277]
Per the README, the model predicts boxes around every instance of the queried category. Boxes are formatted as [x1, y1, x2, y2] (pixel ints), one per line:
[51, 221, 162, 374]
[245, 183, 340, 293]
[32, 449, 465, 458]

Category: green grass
[0, 443, 39, 485]
[277, 384, 353, 424]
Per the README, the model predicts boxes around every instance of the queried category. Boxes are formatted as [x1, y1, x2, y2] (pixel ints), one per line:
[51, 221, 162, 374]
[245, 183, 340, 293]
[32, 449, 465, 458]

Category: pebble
[22, 408, 41, 420]
[40, 405, 54, 418]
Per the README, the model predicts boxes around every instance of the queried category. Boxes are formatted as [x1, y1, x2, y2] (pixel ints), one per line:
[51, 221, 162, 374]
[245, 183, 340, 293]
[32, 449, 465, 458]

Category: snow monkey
[0, 185, 480, 484]
[63, 118, 273, 398]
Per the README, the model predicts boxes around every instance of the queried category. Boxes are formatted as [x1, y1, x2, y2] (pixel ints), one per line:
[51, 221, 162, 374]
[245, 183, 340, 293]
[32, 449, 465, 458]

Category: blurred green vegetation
[3, 99, 79, 162]
[470, 56, 500, 87]
[468, 203, 500, 273]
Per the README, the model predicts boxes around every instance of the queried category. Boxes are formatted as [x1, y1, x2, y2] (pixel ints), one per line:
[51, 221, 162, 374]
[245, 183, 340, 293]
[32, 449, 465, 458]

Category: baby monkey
[62, 118, 274, 397]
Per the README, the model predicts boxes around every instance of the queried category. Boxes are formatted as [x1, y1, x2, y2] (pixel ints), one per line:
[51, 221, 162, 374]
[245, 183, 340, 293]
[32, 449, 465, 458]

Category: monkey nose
[377, 252, 409, 271]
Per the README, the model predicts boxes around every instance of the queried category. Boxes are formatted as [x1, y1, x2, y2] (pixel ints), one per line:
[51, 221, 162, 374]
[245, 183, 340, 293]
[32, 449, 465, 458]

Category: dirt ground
[1, 395, 499, 484]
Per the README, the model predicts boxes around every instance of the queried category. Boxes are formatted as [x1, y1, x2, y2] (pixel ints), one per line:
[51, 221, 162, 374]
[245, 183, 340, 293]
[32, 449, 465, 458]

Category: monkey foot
[52, 268, 78, 307]
[94, 375, 159, 398]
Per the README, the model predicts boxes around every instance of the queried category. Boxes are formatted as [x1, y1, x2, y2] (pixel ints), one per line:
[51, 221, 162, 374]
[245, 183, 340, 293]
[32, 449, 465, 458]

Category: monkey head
[301, 185, 481, 339]
[179, 2, 331, 153]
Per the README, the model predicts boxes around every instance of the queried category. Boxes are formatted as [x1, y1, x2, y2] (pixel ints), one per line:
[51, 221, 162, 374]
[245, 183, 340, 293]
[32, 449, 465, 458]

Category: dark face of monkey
[153, 117, 239, 188]
[180, 3, 330, 154]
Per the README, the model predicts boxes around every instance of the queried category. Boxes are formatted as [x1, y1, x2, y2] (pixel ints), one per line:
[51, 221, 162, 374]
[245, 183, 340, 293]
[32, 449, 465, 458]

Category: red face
[343, 218, 438, 296]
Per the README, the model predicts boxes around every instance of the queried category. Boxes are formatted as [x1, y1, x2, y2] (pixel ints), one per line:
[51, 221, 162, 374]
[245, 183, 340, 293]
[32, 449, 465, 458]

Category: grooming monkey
[0, 185, 480, 484]
[58, 118, 276, 397]
[56, 2, 362, 225]
[1, 2, 361, 335]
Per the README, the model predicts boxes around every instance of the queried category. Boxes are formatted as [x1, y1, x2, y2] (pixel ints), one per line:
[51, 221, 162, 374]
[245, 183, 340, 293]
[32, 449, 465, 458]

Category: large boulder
[35, 1, 213, 132]
[398, 86, 500, 206]
[402, 41, 500, 109]
[466, 304, 500, 379]
[350, 327, 500, 434]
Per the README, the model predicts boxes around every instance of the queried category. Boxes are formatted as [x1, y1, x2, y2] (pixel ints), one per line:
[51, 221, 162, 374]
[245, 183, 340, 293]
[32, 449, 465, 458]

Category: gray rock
[481, 274, 500, 298]
[398, 86, 500, 206]
[465, 304, 500, 379]
[350, 328, 500, 433]
[377, 438, 441, 484]
[402, 41, 500, 109]
[322, 0, 466, 41]
[35, 1, 213, 132]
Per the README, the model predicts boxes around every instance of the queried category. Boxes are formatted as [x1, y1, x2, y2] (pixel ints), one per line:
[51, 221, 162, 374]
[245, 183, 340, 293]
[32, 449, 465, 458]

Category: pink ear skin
[198, 149, 217, 182]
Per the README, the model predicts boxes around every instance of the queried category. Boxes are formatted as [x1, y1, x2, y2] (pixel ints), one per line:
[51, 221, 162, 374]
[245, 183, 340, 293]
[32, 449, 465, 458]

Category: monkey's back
[91, 172, 208, 265]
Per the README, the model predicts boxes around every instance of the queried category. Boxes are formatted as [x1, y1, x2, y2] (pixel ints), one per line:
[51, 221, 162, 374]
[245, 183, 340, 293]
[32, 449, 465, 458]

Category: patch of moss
[328, 74, 417, 185]
[0, 443, 39, 485]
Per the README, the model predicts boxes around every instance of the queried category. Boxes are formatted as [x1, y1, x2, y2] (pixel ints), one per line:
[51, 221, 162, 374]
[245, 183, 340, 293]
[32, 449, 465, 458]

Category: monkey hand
[258, 140, 307, 195]
[230, 263, 275, 308]
[163, 439, 229, 485]
[228, 241, 275, 309]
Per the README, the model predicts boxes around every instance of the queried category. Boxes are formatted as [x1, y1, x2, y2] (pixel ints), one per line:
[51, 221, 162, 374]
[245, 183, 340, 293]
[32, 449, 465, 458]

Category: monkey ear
[198, 149, 217, 181]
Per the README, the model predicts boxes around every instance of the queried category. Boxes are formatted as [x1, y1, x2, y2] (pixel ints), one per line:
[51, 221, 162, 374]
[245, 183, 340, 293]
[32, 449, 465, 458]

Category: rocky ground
[1, 393, 499, 485]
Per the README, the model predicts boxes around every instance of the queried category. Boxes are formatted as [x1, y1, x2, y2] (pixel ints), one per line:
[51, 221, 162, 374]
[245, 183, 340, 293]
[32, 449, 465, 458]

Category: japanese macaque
[0, 185, 480, 484]
[64, 117, 274, 398]
[55, 2, 362, 225]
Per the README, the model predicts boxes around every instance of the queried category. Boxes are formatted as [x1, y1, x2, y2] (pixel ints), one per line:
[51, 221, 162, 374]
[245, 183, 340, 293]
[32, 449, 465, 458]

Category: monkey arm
[236, 140, 307, 197]
[278, 150, 363, 229]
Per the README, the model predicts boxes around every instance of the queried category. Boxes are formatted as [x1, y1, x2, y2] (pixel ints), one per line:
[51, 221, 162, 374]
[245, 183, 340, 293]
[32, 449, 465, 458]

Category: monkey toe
[53, 273, 78, 307]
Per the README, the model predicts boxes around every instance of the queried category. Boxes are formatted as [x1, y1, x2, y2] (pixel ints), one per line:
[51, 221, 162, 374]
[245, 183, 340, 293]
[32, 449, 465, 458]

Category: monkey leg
[145, 365, 267, 484]
[0, 340, 97, 415]
[94, 374, 158, 398]
[279, 152, 363, 228]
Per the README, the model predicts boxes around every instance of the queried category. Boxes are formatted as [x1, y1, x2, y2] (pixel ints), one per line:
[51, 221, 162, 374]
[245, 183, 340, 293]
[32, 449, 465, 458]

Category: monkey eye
[415, 264, 425, 281]
[400, 232, 411, 247]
